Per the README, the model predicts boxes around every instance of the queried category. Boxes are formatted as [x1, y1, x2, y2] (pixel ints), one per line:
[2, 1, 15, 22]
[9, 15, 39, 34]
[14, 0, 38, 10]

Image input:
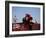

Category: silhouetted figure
[22, 14, 33, 30]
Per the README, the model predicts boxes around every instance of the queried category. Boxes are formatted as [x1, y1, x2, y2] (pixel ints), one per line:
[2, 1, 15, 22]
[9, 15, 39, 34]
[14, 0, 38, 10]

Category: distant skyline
[12, 7, 40, 23]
